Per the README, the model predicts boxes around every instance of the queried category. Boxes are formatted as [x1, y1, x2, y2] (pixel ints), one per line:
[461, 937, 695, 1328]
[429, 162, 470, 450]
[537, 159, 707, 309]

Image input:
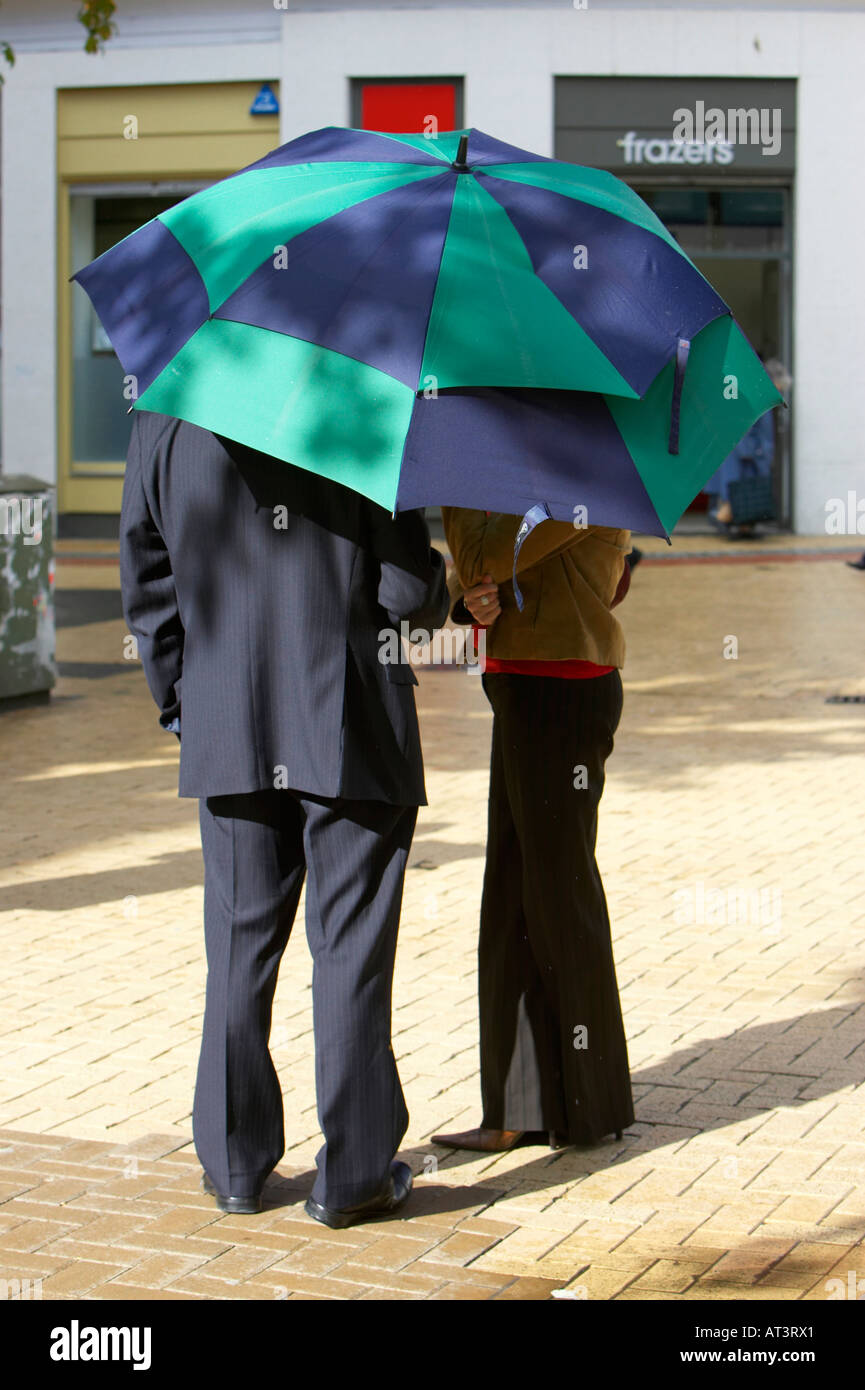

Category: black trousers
[193, 789, 417, 1209]
[478, 671, 634, 1143]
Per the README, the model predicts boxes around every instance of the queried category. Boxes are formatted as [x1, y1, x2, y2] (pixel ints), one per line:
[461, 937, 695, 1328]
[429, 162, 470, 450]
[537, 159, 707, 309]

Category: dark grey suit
[120, 413, 447, 1207]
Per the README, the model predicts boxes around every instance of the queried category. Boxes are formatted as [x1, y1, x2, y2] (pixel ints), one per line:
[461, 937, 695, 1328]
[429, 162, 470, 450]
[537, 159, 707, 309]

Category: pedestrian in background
[706, 411, 775, 538]
[705, 356, 790, 539]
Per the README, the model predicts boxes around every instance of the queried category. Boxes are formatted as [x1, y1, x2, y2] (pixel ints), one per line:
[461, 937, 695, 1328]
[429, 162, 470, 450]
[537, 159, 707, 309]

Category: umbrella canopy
[73, 125, 781, 535]
[399, 315, 782, 538]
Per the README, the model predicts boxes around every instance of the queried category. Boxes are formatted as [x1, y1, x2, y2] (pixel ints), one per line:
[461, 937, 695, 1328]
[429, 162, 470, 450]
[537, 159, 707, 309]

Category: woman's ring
[481, 595, 490, 606]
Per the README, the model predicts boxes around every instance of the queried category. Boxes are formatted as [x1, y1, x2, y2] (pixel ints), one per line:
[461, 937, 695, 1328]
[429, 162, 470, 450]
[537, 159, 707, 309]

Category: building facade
[1, 0, 863, 533]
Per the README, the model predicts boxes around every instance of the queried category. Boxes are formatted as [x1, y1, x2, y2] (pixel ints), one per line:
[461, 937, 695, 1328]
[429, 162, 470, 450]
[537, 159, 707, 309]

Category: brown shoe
[431, 1128, 524, 1152]
[431, 1128, 565, 1152]
[431, 1127, 623, 1152]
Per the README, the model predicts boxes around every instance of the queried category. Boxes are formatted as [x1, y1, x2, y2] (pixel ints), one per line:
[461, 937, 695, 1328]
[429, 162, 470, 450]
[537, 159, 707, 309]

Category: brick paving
[1, 534, 864, 1300]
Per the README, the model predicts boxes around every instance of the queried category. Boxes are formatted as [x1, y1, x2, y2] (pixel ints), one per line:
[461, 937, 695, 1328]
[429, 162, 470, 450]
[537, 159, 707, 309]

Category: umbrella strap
[668, 337, 691, 455]
[512, 502, 553, 611]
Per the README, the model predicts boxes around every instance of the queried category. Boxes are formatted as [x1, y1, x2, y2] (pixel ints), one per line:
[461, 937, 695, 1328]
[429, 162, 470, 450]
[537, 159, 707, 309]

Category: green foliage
[78, 0, 118, 55]
[1, 1, 117, 79]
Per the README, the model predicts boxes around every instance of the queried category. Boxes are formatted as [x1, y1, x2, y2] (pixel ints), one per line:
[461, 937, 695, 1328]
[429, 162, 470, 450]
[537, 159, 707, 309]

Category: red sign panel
[360, 83, 457, 134]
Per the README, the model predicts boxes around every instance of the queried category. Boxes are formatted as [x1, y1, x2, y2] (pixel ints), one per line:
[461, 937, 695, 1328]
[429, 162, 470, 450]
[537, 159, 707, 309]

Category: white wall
[1, 71, 57, 487]
[791, 15, 865, 532]
[0, 0, 279, 49]
[279, 9, 553, 154]
[3, 3, 863, 531]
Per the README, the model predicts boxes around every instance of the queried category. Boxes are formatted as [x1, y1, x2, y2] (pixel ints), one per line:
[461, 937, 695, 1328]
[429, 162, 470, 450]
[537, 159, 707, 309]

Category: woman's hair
[764, 357, 792, 394]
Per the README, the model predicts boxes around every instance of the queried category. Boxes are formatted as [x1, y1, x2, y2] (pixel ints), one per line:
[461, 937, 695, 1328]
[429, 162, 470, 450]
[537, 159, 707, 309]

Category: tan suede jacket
[441, 508, 630, 667]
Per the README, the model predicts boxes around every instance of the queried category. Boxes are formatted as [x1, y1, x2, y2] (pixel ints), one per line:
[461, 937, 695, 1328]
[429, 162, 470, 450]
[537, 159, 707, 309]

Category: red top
[471, 628, 613, 678]
[482, 653, 615, 679]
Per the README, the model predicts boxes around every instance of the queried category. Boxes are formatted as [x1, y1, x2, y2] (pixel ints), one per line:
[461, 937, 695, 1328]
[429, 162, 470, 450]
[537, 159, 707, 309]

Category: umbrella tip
[452, 134, 470, 171]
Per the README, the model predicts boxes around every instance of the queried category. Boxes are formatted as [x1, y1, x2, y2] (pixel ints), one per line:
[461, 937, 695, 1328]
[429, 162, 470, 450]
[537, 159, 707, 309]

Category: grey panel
[555, 77, 796, 176]
[0, 477, 56, 700]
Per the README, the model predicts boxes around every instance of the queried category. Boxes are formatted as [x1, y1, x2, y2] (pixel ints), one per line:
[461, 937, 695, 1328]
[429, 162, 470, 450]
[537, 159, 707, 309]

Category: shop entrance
[69, 184, 205, 485]
[57, 81, 281, 518]
[629, 183, 792, 526]
[554, 73, 796, 533]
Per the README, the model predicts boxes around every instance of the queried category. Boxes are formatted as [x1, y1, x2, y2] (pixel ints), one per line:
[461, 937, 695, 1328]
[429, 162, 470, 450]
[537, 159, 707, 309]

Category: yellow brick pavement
[0, 545, 863, 1300]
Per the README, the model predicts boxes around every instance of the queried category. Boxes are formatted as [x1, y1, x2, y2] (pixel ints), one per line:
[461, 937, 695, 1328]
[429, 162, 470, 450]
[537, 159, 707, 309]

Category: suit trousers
[194, 788, 417, 1209]
[478, 670, 634, 1144]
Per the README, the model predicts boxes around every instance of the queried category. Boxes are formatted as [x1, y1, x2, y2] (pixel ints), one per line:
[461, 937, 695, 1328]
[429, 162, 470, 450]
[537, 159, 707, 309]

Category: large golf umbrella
[73, 125, 782, 535]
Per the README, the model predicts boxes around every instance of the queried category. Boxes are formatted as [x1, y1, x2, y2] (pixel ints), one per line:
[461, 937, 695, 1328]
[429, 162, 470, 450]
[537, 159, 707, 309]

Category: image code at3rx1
[692, 1325, 814, 1344]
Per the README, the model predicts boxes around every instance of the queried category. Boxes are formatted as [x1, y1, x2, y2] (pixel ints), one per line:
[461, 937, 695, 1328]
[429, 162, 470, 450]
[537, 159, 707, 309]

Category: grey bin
[0, 475, 56, 700]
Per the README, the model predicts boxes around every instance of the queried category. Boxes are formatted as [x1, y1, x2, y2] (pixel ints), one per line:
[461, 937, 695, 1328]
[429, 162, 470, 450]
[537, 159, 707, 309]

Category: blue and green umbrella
[73, 125, 782, 537]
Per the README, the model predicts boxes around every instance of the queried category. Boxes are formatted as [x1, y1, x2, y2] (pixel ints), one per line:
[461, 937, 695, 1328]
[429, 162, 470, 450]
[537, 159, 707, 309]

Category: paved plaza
[1, 532, 864, 1301]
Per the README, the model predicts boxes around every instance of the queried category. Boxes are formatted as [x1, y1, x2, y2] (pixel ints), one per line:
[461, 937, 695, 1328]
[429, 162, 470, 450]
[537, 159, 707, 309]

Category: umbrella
[73, 125, 782, 535]
[401, 314, 782, 538]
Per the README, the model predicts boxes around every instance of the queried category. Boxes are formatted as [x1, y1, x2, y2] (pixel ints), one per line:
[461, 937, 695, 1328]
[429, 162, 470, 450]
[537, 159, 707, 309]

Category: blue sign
[250, 83, 279, 116]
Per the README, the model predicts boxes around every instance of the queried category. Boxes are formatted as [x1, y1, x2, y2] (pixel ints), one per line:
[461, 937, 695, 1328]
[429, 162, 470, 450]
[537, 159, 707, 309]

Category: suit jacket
[119, 413, 448, 804]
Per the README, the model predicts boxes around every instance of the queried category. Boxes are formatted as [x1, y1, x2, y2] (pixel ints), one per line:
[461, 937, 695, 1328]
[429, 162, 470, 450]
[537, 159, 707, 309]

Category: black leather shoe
[201, 1171, 262, 1215]
[304, 1160, 412, 1230]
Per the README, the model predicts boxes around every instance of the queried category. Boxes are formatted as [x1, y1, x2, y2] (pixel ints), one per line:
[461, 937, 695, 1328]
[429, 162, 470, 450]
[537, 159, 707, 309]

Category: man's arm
[118, 416, 185, 734]
[374, 508, 449, 633]
[441, 507, 591, 590]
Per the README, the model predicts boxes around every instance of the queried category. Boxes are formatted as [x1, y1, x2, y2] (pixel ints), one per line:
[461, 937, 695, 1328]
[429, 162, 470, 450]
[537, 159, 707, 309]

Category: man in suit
[119, 412, 448, 1227]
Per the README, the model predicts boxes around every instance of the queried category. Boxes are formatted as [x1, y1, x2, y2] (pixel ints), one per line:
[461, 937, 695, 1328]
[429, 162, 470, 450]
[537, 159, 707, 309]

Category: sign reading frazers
[555, 77, 794, 176]
[617, 131, 734, 165]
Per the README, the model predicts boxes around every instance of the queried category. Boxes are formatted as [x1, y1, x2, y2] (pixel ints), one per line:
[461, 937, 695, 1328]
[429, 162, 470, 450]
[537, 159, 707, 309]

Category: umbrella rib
[411, 174, 460, 395]
[475, 169, 723, 392]
[212, 171, 455, 393]
[201, 167, 444, 319]
[362, 128, 456, 166]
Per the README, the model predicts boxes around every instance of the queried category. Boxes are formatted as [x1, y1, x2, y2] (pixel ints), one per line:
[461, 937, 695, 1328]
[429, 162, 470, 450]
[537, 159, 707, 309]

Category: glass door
[65, 182, 209, 509]
[631, 185, 793, 527]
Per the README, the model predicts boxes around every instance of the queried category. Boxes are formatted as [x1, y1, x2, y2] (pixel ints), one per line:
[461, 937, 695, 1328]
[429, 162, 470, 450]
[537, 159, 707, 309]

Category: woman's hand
[463, 573, 501, 625]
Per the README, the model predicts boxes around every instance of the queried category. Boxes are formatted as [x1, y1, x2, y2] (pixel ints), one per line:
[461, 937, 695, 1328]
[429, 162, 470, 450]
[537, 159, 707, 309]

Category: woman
[705, 410, 776, 538]
[432, 509, 635, 1152]
[705, 354, 788, 538]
